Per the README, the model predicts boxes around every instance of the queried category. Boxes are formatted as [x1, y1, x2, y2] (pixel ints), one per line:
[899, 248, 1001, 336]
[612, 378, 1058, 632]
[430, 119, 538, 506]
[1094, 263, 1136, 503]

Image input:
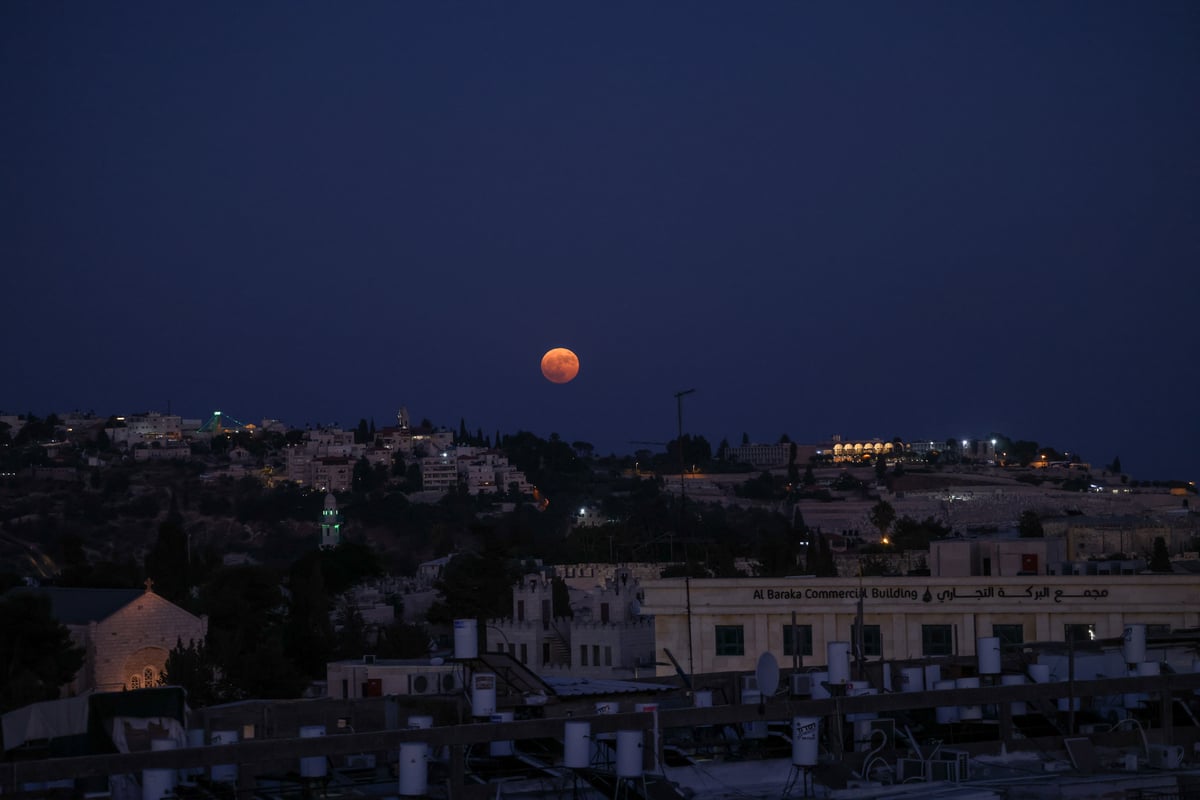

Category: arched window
[130, 675, 141, 690]
[144, 666, 156, 687]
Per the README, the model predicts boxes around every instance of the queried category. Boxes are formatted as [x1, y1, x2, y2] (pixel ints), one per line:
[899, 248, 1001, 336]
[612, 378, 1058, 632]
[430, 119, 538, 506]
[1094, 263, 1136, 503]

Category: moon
[540, 347, 580, 384]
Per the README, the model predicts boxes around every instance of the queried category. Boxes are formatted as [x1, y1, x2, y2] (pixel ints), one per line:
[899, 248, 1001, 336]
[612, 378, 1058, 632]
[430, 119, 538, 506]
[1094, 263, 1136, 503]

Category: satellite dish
[630, 599, 642, 616]
[755, 652, 780, 696]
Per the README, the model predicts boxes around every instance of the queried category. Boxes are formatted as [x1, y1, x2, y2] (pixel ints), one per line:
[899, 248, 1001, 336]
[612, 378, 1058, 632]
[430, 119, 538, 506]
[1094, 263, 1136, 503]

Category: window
[129, 675, 141, 690]
[580, 645, 588, 666]
[520, 644, 528, 664]
[715, 625, 745, 657]
[542, 642, 551, 665]
[1064, 623, 1095, 644]
[604, 646, 613, 667]
[593, 645, 600, 666]
[993, 624, 1023, 647]
[144, 666, 156, 687]
[851, 624, 882, 657]
[783, 624, 813, 657]
[921, 624, 953, 656]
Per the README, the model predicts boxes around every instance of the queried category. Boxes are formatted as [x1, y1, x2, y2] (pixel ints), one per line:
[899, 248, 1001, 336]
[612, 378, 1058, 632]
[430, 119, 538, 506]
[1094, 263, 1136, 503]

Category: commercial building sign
[751, 585, 1111, 604]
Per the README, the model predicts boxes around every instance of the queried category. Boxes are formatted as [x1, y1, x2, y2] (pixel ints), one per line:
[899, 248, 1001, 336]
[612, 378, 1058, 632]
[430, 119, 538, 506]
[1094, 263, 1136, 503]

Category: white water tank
[976, 637, 1001, 675]
[398, 742, 428, 796]
[827, 641, 851, 685]
[1136, 661, 1161, 677]
[741, 690, 767, 738]
[489, 711, 515, 756]
[900, 667, 924, 693]
[454, 618, 479, 659]
[210, 730, 238, 784]
[880, 662, 893, 692]
[1028, 664, 1051, 684]
[924, 664, 942, 688]
[471, 672, 497, 717]
[846, 681, 877, 722]
[693, 690, 712, 708]
[791, 717, 819, 767]
[1122, 624, 1146, 665]
[1000, 673, 1027, 715]
[184, 729, 205, 780]
[143, 738, 177, 800]
[299, 725, 326, 778]
[1125, 660, 1160, 709]
[956, 677, 982, 720]
[564, 721, 591, 768]
[810, 670, 831, 700]
[934, 679, 959, 724]
[615, 730, 643, 778]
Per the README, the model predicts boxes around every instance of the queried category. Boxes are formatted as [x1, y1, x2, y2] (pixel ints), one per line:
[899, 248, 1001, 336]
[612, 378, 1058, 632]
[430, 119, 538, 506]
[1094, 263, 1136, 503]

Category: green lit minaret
[319, 492, 342, 550]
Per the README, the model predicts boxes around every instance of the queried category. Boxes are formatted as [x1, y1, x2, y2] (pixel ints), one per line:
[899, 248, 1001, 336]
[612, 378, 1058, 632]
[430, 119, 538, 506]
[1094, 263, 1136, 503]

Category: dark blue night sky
[3, 2, 1197, 480]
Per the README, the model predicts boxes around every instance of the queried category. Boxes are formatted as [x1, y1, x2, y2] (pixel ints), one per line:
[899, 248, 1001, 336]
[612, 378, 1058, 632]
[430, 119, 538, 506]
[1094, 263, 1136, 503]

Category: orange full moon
[540, 347, 580, 384]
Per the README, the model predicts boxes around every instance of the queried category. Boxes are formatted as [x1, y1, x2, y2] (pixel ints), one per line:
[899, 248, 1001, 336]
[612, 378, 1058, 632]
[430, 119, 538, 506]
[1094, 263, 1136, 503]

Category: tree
[1018, 510, 1044, 538]
[427, 549, 521, 627]
[352, 456, 378, 493]
[551, 576, 573, 619]
[1110, 455, 1123, 474]
[145, 498, 190, 606]
[377, 621, 432, 658]
[162, 637, 225, 707]
[802, 461, 816, 487]
[354, 419, 370, 445]
[868, 500, 896, 541]
[1149, 537, 1172, 572]
[0, 593, 85, 713]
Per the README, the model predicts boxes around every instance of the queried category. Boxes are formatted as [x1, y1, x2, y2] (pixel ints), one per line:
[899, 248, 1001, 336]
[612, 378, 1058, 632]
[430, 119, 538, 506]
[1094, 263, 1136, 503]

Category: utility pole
[674, 389, 696, 537]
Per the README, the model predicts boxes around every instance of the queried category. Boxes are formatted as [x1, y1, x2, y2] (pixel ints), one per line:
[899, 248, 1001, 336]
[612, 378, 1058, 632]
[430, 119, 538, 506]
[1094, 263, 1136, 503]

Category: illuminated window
[130, 676, 141, 690]
[1064, 623, 1095, 644]
[144, 666, 156, 686]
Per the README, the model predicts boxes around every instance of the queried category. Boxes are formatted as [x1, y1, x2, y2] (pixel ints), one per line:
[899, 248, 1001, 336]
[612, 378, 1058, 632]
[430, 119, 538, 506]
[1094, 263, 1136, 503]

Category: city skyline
[4, 3, 1198, 481]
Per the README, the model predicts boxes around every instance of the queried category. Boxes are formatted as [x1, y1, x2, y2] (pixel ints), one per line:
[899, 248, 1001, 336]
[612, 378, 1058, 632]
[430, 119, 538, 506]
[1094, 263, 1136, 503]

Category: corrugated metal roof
[541, 676, 675, 697]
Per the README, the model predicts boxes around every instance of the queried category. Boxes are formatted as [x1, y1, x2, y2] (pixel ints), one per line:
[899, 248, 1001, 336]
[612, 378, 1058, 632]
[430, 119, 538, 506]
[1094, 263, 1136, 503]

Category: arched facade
[830, 440, 901, 463]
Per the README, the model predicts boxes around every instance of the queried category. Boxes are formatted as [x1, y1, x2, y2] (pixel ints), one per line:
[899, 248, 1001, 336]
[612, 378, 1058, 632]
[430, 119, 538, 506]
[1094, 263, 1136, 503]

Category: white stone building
[18, 583, 208, 695]
[485, 567, 656, 679]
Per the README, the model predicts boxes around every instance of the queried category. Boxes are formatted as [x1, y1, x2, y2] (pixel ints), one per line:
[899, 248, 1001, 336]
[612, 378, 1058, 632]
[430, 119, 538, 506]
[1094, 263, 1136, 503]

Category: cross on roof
[144, 577, 155, 593]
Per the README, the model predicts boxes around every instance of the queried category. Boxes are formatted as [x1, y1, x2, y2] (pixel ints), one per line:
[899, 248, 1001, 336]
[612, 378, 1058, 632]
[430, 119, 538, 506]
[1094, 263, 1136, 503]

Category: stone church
[22, 581, 208, 695]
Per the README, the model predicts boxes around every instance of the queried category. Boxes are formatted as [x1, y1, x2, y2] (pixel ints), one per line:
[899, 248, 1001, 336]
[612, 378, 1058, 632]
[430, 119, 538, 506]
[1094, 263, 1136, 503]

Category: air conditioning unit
[789, 673, 811, 696]
[927, 760, 960, 783]
[895, 758, 925, 782]
[345, 754, 376, 770]
[409, 672, 440, 695]
[1148, 744, 1183, 770]
[439, 672, 463, 693]
[740, 675, 758, 692]
[933, 749, 969, 782]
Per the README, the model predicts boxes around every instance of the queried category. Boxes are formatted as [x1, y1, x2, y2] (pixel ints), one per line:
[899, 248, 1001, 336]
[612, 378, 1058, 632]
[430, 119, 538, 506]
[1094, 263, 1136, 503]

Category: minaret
[320, 492, 342, 550]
